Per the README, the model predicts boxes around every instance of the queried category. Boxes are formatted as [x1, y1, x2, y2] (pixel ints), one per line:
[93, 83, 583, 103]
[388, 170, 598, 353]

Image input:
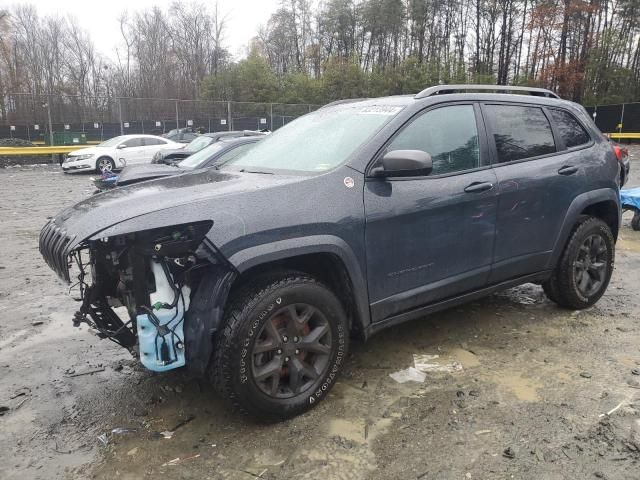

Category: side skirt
[367, 271, 551, 337]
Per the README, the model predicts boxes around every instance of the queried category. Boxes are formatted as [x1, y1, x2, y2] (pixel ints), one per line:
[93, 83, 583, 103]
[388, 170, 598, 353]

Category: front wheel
[96, 156, 115, 174]
[543, 216, 614, 309]
[212, 273, 349, 421]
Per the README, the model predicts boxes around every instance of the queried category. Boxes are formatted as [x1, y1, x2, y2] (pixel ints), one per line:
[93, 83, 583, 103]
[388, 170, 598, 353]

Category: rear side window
[386, 104, 480, 175]
[144, 138, 167, 146]
[548, 108, 590, 148]
[486, 105, 555, 163]
[123, 138, 143, 147]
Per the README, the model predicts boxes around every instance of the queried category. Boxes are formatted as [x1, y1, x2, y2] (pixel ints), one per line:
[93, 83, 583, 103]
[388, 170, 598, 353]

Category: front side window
[212, 142, 256, 166]
[385, 104, 480, 175]
[486, 105, 556, 163]
[548, 108, 590, 148]
[221, 104, 402, 173]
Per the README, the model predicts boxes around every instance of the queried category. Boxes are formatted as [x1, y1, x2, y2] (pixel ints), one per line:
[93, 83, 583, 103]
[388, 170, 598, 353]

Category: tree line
[0, 0, 639, 116]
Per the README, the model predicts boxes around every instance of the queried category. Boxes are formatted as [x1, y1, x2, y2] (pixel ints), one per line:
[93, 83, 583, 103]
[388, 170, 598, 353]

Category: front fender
[227, 235, 372, 335]
[547, 188, 621, 269]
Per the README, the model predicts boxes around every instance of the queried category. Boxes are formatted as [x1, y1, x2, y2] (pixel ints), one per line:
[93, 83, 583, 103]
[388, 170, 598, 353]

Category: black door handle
[558, 165, 578, 175]
[464, 181, 494, 193]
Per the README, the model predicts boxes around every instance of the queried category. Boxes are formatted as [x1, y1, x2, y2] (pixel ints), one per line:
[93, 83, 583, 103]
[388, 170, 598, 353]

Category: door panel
[364, 103, 498, 323]
[365, 170, 498, 321]
[483, 103, 586, 282]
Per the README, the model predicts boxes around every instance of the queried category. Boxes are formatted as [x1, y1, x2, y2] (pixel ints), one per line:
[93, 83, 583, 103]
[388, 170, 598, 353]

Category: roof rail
[415, 84, 559, 99]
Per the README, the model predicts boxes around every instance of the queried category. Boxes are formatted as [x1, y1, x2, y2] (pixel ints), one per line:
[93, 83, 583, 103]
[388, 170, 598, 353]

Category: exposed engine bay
[62, 221, 235, 375]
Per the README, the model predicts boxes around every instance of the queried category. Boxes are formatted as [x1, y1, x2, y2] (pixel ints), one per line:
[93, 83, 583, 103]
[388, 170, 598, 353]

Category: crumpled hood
[116, 163, 187, 186]
[54, 168, 304, 246]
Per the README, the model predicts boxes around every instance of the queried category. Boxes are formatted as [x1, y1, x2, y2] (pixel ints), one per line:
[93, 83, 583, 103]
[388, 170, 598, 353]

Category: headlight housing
[69, 153, 94, 161]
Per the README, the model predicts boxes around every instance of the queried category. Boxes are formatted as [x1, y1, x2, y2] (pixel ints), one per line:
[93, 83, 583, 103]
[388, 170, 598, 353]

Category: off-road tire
[631, 212, 640, 231]
[96, 156, 115, 174]
[544, 216, 615, 309]
[211, 273, 349, 421]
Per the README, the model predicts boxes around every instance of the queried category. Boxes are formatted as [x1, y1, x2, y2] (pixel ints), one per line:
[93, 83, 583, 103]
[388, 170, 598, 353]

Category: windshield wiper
[238, 168, 273, 175]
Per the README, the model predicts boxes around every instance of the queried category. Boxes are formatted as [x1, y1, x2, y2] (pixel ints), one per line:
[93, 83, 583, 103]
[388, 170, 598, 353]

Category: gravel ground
[0, 150, 639, 480]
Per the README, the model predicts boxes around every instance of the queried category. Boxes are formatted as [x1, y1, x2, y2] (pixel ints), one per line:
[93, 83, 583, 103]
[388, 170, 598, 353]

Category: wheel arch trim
[227, 235, 371, 335]
[548, 188, 620, 269]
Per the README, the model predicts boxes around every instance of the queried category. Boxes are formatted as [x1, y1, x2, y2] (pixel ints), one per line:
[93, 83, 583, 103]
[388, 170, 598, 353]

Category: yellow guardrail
[606, 133, 640, 140]
[31, 140, 101, 145]
[0, 146, 90, 155]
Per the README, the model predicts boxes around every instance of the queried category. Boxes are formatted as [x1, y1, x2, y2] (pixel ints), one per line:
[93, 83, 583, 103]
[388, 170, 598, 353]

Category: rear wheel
[96, 156, 115, 174]
[544, 216, 614, 309]
[212, 273, 348, 420]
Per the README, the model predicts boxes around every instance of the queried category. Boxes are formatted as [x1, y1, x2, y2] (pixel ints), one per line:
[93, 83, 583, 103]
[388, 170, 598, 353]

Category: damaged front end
[39, 219, 236, 375]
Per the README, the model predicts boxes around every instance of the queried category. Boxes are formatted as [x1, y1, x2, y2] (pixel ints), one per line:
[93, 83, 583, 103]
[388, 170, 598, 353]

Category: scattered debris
[632, 368, 640, 376]
[31, 320, 43, 326]
[474, 430, 492, 435]
[161, 454, 200, 466]
[580, 372, 593, 379]
[67, 367, 105, 377]
[389, 367, 426, 384]
[111, 427, 137, 435]
[413, 354, 463, 373]
[127, 447, 139, 456]
[0, 406, 9, 416]
[160, 430, 174, 440]
[503, 446, 517, 459]
[9, 387, 30, 399]
[97, 434, 109, 446]
[158, 414, 196, 439]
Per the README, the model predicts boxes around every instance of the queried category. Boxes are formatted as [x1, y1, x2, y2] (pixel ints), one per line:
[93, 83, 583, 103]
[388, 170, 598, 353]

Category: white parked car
[62, 135, 183, 174]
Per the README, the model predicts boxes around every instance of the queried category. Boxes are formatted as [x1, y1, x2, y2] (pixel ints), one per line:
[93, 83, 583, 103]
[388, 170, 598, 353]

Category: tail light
[612, 144, 628, 162]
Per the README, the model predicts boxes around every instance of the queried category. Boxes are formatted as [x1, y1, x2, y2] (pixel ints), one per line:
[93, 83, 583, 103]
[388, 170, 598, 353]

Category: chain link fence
[0, 93, 320, 142]
[583, 103, 640, 135]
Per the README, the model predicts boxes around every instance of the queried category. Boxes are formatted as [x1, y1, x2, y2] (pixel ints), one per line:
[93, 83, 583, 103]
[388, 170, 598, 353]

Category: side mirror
[117, 144, 127, 149]
[371, 150, 433, 178]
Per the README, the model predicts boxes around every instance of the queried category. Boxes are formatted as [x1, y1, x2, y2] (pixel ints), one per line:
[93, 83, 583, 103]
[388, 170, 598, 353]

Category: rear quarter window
[548, 108, 591, 148]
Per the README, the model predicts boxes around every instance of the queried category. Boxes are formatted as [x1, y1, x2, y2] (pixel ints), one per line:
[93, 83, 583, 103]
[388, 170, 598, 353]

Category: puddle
[450, 348, 481, 367]
[328, 418, 366, 443]
[489, 373, 542, 402]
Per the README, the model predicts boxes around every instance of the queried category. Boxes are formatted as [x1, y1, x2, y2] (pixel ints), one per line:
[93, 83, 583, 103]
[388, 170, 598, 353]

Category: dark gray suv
[40, 85, 620, 420]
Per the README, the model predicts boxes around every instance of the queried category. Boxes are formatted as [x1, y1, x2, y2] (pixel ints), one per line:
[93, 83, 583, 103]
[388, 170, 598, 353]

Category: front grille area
[39, 220, 76, 282]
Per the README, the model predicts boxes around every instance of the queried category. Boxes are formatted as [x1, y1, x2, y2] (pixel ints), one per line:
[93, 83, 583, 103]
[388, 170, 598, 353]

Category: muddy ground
[1, 150, 639, 480]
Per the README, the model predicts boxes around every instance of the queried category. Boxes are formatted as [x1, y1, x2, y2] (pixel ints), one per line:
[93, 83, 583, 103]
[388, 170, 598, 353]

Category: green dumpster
[45, 132, 88, 146]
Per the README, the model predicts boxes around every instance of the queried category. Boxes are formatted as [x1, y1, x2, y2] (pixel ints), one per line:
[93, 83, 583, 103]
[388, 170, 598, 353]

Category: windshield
[98, 136, 126, 147]
[178, 142, 227, 169]
[186, 136, 213, 152]
[221, 104, 402, 173]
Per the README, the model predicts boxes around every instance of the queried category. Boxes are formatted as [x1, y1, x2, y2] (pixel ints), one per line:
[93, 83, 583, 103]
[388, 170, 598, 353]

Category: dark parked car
[162, 128, 199, 144]
[40, 85, 620, 420]
[93, 136, 262, 190]
[153, 130, 266, 165]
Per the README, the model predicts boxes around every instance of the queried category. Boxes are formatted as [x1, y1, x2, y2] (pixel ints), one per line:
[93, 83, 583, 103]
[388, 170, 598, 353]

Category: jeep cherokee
[40, 85, 620, 420]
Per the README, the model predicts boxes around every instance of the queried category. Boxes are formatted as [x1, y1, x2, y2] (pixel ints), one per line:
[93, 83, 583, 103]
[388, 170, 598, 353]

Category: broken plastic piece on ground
[97, 433, 109, 446]
[389, 367, 426, 383]
[160, 430, 174, 439]
[111, 427, 137, 435]
[413, 354, 464, 373]
[162, 454, 200, 466]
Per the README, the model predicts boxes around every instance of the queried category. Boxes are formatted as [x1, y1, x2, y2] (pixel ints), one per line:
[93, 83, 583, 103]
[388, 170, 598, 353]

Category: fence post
[619, 103, 626, 134]
[270, 103, 274, 131]
[227, 101, 232, 131]
[118, 97, 124, 135]
[46, 96, 54, 146]
[175, 100, 179, 129]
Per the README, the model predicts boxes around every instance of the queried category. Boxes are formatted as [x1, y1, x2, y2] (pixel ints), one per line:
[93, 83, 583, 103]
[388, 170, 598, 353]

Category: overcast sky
[0, 0, 280, 59]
